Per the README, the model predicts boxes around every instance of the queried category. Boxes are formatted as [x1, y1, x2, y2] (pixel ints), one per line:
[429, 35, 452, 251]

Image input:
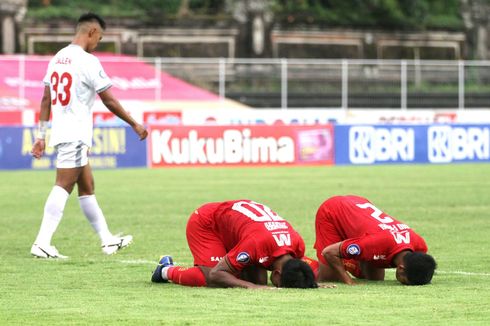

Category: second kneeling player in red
[314, 195, 436, 285]
[152, 200, 318, 289]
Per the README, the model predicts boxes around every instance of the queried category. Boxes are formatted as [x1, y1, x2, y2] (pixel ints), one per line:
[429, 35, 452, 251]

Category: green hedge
[27, 0, 463, 30]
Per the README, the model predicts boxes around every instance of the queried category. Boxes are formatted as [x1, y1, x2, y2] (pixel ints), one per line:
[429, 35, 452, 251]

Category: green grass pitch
[1, 164, 489, 325]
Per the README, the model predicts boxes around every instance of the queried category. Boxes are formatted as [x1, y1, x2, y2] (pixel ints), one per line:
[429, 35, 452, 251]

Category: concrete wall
[0, 0, 27, 54]
[19, 24, 469, 60]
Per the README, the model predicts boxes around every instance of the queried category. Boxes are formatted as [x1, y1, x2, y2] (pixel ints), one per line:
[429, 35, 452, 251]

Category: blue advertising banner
[335, 124, 490, 165]
[3, 124, 489, 169]
[0, 126, 147, 170]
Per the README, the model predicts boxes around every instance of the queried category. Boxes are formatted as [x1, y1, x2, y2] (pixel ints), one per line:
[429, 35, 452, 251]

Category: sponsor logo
[428, 126, 490, 163]
[346, 244, 361, 256]
[391, 231, 411, 244]
[373, 255, 386, 260]
[111, 77, 160, 90]
[0, 96, 30, 108]
[272, 233, 291, 246]
[258, 256, 269, 264]
[236, 252, 250, 264]
[151, 128, 295, 165]
[5, 77, 44, 88]
[349, 126, 415, 164]
[210, 256, 222, 262]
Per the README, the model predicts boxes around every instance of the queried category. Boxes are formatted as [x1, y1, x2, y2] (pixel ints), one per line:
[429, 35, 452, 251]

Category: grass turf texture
[0, 164, 489, 325]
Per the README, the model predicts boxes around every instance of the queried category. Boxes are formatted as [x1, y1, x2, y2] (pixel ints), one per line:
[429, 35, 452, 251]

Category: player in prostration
[314, 195, 436, 285]
[30, 13, 147, 259]
[151, 200, 318, 289]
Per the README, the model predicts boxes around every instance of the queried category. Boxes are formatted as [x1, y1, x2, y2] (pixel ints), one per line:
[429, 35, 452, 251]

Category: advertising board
[149, 124, 334, 167]
[0, 126, 147, 169]
[335, 124, 490, 164]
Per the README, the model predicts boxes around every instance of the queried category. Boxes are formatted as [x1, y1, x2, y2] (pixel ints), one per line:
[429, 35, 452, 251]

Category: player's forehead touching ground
[396, 252, 437, 285]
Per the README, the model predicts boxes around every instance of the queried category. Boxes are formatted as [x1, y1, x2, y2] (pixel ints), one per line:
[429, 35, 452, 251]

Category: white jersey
[43, 44, 112, 147]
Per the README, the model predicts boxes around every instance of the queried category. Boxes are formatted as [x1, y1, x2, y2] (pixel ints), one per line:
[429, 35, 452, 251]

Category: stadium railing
[1, 56, 490, 110]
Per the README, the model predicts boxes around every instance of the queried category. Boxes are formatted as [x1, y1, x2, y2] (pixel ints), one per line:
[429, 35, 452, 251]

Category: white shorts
[55, 141, 89, 168]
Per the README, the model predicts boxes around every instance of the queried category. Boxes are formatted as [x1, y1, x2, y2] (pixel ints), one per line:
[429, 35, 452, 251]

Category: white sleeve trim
[96, 83, 112, 93]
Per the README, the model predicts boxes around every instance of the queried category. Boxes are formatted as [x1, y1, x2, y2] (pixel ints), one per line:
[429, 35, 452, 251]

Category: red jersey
[195, 200, 305, 273]
[314, 195, 427, 267]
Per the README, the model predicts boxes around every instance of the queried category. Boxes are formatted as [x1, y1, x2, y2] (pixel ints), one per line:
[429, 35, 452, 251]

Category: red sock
[167, 267, 207, 287]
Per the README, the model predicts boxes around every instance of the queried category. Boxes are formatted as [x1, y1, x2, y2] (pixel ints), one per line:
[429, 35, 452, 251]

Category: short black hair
[280, 258, 318, 288]
[78, 12, 106, 30]
[404, 252, 437, 285]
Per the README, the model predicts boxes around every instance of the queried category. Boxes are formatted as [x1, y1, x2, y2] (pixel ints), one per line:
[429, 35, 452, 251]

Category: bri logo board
[335, 124, 490, 165]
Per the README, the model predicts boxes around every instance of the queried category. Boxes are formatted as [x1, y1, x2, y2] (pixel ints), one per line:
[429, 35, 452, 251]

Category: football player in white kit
[30, 13, 148, 258]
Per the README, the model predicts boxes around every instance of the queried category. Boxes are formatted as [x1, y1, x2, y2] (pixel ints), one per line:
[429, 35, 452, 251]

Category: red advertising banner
[0, 111, 22, 125]
[148, 124, 334, 167]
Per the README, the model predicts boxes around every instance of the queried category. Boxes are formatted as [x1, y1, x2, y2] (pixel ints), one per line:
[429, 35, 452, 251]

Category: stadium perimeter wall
[1, 122, 489, 170]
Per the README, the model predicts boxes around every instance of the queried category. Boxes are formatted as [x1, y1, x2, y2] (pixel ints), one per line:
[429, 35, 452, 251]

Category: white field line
[119, 259, 156, 265]
[435, 270, 490, 277]
[118, 259, 490, 276]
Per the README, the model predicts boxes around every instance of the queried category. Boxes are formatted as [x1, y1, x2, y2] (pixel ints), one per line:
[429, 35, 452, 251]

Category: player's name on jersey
[378, 223, 410, 232]
[264, 221, 288, 231]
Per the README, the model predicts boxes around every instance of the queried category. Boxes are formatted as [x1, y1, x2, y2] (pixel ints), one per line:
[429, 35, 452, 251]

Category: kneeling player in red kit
[151, 200, 318, 289]
[314, 195, 436, 285]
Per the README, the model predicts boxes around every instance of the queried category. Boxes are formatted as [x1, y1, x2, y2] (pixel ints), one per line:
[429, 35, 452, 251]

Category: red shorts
[314, 200, 343, 265]
[186, 205, 226, 267]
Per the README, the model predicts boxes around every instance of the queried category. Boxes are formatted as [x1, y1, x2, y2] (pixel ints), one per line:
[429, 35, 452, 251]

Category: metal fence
[2, 56, 490, 109]
[156, 58, 490, 109]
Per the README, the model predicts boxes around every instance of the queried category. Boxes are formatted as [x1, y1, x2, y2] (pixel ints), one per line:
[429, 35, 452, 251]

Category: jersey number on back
[232, 201, 291, 247]
[357, 202, 411, 244]
[51, 72, 73, 106]
[232, 201, 284, 222]
[356, 203, 394, 223]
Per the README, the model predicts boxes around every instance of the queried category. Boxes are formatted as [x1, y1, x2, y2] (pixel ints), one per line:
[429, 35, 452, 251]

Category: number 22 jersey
[43, 44, 112, 147]
[314, 195, 428, 268]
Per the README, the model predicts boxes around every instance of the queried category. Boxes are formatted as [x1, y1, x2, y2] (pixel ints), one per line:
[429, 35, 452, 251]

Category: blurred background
[1, 1, 489, 169]
[4, 0, 485, 59]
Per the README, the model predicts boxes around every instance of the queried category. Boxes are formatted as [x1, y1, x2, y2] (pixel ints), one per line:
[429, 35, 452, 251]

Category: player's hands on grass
[31, 139, 46, 159]
[345, 279, 358, 285]
[318, 283, 337, 289]
[248, 284, 279, 290]
[133, 123, 148, 140]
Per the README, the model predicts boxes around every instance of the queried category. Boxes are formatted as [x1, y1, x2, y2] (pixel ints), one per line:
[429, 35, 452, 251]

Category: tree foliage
[273, 0, 463, 30]
[27, 0, 227, 23]
[26, 0, 463, 30]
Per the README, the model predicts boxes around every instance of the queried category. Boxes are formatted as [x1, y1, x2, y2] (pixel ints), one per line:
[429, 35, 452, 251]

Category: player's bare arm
[359, 261, 385, 281]
[240, 265, 268, 285]
[207, 257, 270, 289]
[31, 85, 52, 159]
[317, 260, 343, 282]
[322, 242, 356, 285]
[98, 88, 148, 140]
